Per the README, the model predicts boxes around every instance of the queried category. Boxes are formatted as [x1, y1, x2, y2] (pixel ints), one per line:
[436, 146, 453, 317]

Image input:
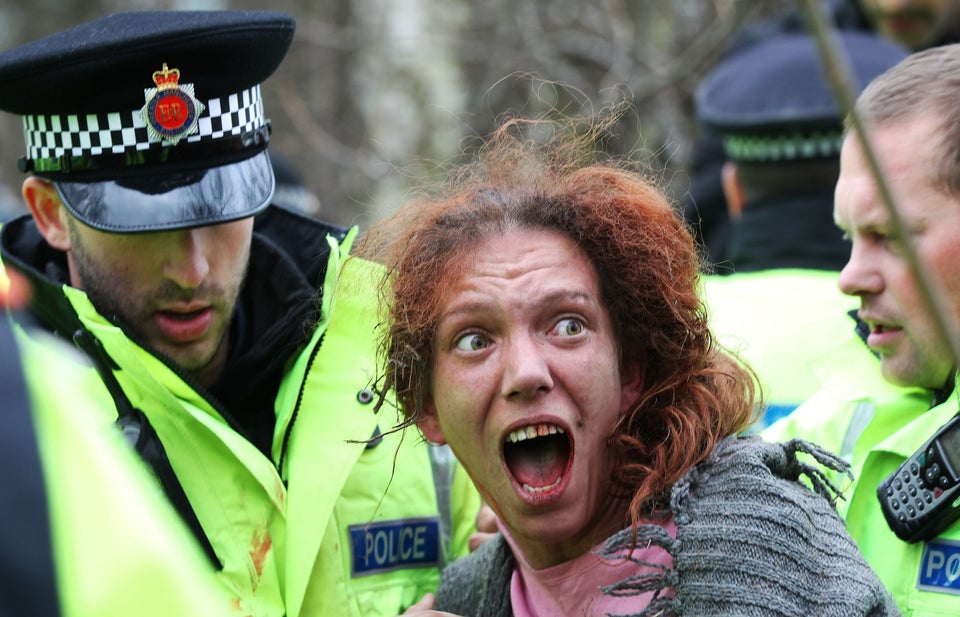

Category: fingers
[468, 531, 497, 553]
[475, 503, 498, 532]
[402, 593, 435, 614]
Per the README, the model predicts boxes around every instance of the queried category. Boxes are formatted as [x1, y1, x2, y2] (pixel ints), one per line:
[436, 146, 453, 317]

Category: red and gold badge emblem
[140, 63, 204, 145]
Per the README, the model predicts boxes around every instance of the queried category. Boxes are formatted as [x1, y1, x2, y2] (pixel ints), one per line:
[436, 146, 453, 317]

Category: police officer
[0, 11, 478, 617]
[681, 1, 874, 268]
[682, 0, 960, 270]
[696, 30, 908, 429]
[766, 44, 960, 613]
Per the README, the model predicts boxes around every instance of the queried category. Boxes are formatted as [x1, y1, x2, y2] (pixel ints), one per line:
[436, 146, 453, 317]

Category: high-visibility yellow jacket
[765, 331, 960, 615]
[278, 253, 480, 616]
[1, 207, 480, 616]
[8, 321, 232, 617]
[704, 268, 859, 429]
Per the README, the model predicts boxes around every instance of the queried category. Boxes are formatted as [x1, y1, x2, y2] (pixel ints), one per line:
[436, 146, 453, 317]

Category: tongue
[505, 436, 568, 488]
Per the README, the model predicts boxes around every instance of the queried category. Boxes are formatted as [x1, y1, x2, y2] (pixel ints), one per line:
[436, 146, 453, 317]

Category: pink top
[501, 518, 677, 617]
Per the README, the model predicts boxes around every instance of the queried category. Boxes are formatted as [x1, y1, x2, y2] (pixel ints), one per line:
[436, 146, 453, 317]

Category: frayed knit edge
[596, 524, 680, 617]
[673, 436, 854, 519]
[595, 437, 859, 617]
[778, 437, 853, 505]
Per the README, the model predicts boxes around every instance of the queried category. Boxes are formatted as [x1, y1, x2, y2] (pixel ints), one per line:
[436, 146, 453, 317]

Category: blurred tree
[0, 0, 793, 226]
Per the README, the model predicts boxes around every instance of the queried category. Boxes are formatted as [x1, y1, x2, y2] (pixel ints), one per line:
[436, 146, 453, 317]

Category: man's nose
[838, 243, 882, 298]
[162, 228, 210, 289]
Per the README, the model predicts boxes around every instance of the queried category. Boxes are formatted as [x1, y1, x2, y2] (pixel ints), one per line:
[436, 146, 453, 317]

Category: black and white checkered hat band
[22, 85, 264, 161]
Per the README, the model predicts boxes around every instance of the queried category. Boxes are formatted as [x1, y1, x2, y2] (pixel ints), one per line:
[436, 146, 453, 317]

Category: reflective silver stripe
[840, 402, 875, 463]
[428, 443, 454, 569]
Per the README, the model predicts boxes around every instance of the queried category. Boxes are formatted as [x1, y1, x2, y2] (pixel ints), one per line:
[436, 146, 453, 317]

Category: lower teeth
[522, 476, 562, 494]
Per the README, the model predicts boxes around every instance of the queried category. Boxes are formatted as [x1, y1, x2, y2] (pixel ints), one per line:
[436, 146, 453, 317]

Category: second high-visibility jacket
[704, 268, 859, 429]
[764, 331, 960, 615]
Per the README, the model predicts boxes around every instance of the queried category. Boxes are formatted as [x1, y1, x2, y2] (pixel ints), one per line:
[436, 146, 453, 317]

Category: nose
[161, 228, 210, 289]
[838, 243, 882, 298]
[501, 334, 554, 400]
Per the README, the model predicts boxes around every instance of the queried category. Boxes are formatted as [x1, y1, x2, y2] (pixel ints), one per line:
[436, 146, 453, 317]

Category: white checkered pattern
[22, 85, 264, 161]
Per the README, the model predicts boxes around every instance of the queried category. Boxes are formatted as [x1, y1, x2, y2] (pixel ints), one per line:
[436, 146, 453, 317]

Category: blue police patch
[917, 538, 960, 595]
[349, 517, 441, 577]
[761, 403, 797, 429]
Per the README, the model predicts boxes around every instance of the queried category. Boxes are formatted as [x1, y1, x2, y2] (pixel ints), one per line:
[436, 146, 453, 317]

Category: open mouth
[154, 306, 214, 342]
[872, 323, 901, 335]
[502, 423, 573, 496]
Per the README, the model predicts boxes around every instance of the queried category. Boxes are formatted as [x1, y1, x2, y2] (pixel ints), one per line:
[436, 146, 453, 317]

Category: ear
[619, 360, 644, 416]
[417, 398, 448, 445]
[22, 177, 71, 251]
[720, 161, 744, 220]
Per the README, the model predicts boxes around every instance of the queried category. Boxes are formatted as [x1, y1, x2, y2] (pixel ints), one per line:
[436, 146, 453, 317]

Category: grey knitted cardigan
[434, 436, 901, 617]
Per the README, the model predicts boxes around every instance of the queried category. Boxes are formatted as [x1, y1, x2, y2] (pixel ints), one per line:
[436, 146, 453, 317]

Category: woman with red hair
[364, 117, 897, 617]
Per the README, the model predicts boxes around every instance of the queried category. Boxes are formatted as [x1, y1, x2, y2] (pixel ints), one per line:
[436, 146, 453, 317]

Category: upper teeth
[506, 423, 564, 443]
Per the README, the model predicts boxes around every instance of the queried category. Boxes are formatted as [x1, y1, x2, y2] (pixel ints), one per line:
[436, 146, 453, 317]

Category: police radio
[878, 413, 960, 543]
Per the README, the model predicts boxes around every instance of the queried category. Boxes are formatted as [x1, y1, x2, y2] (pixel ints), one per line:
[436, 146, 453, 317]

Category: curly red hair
[362, 116, 759, 523]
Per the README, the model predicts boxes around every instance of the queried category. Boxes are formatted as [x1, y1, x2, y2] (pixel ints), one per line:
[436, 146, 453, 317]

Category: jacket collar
[727, 190, 849, 273]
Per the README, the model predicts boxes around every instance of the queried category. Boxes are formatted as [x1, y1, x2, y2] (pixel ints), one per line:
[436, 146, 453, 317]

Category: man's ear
[22, 177, 71, 251]
[720, 160, 744, 220]
[417, 399, 447, 445]
[619, 360, 644, 416]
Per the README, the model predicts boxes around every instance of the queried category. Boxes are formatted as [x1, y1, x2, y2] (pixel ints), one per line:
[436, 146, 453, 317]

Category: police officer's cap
[0, 10, 295, 232]
[696, 31, 908, 164]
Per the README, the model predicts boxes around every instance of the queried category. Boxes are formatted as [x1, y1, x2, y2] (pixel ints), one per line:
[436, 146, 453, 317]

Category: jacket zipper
[277, 331, 326, 477]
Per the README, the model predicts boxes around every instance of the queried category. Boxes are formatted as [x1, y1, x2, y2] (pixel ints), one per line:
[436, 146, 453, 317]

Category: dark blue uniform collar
[725, 190, 848, 273]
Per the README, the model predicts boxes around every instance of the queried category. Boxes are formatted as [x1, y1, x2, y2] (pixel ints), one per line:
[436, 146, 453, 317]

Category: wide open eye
[555, 317, 584, 337]
[455, 332, 489, 352]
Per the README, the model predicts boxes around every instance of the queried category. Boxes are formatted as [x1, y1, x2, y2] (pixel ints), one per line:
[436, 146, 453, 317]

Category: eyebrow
[440, 287, 598, 320]
[836, 205, 891, 233]
[540, 288, 596, 307]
